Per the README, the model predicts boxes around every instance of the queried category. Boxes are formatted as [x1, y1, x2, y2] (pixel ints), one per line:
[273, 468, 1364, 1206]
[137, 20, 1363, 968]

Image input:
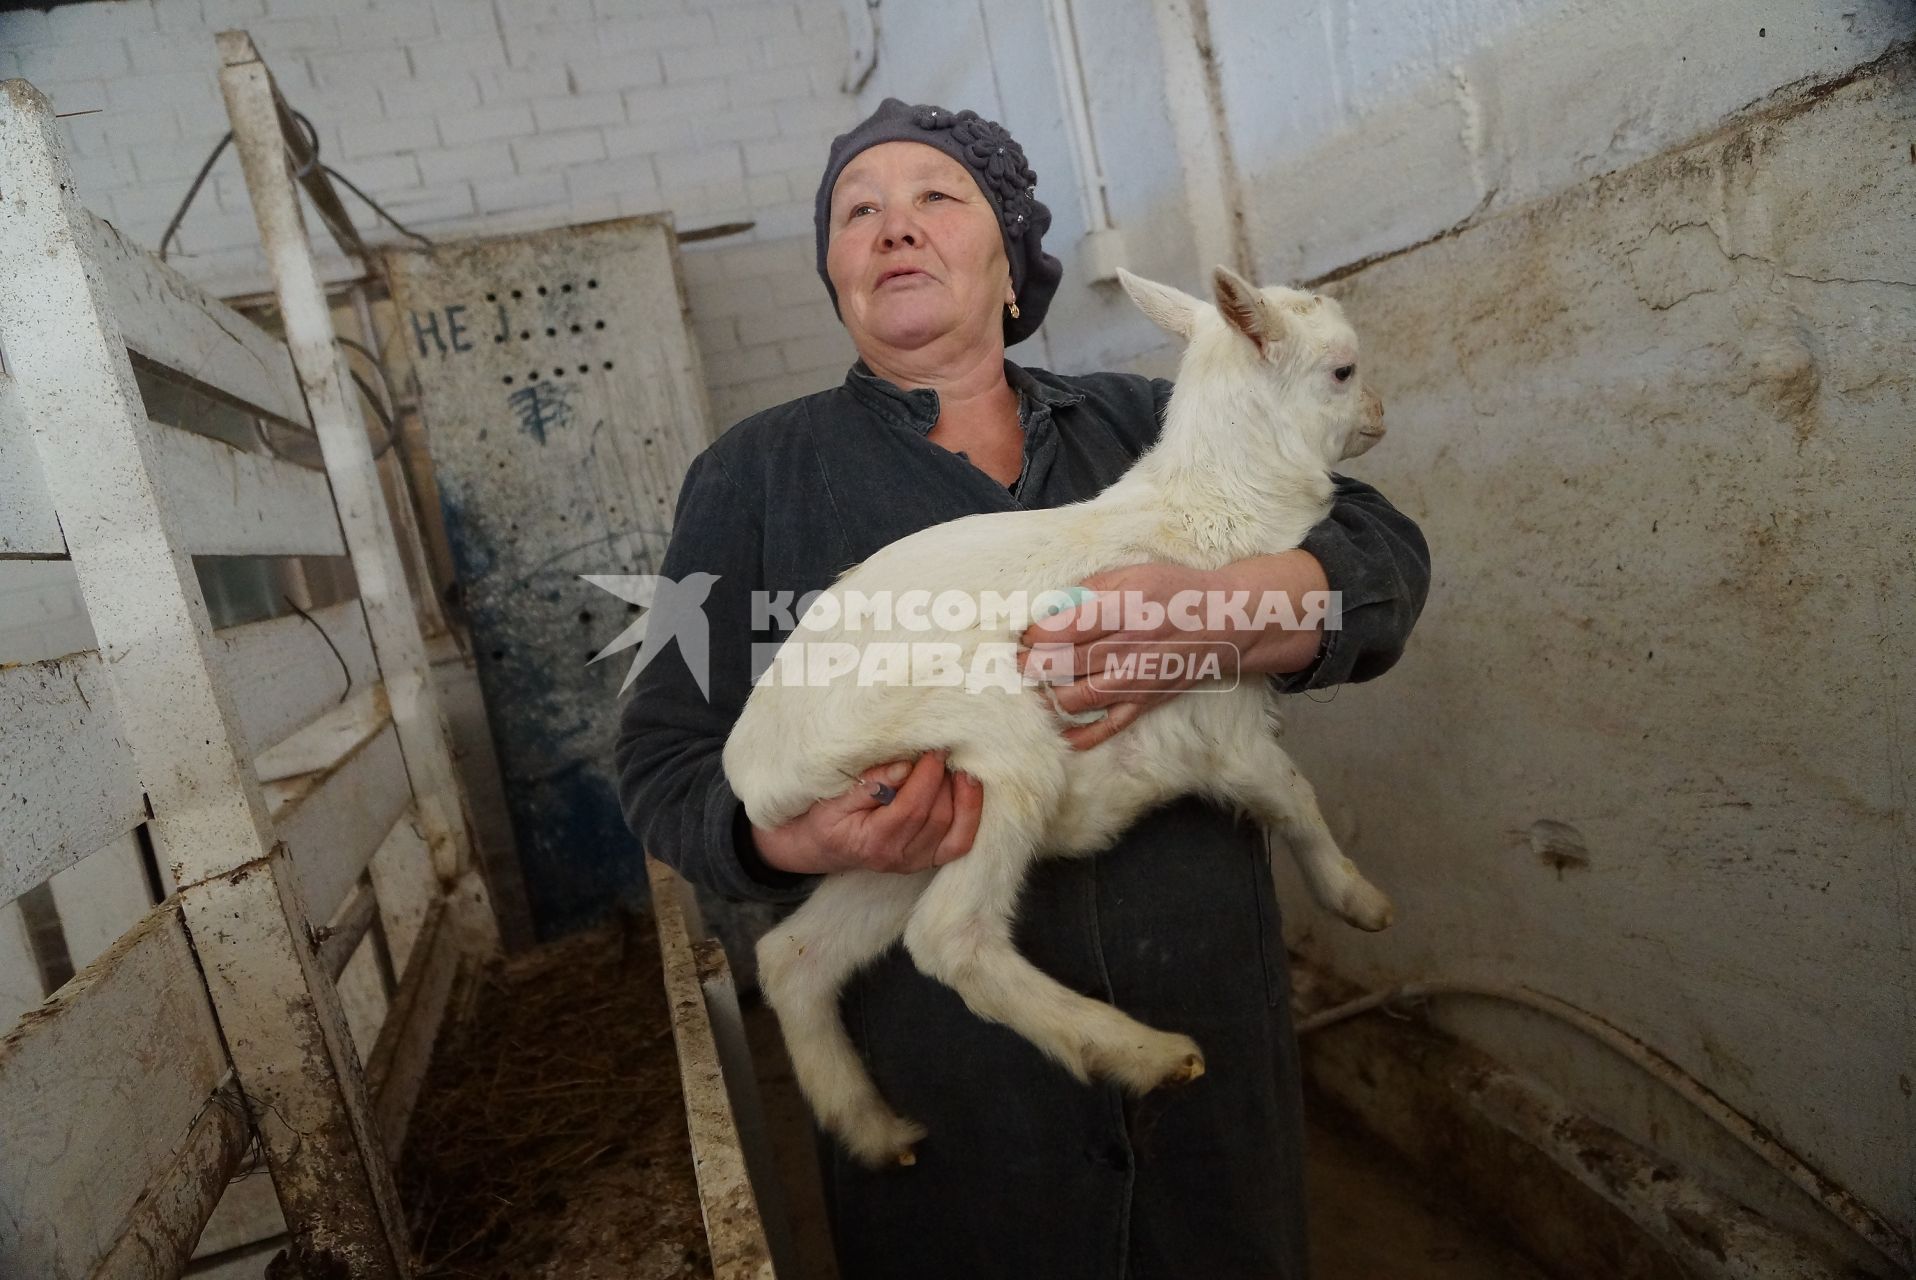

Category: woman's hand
[750, 753, 984, 876]
[1020, 551, 1331, 750]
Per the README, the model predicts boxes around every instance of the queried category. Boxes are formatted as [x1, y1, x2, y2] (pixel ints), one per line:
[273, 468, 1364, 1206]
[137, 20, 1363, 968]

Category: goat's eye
[1333, 363, 1355, 383]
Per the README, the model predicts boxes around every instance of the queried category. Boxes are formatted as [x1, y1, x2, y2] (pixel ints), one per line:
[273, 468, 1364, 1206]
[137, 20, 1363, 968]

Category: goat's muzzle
[1342, 388, 1386, 459]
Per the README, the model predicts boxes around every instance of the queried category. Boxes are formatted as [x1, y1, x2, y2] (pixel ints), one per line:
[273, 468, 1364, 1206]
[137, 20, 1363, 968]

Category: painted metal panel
[0, 905, 229, 1277]
[0, 650, 145, 911]
[385, 218, 714, 933]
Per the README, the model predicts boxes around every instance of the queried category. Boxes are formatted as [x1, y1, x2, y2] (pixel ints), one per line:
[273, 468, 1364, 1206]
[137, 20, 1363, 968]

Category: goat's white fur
[724, 268, 1394, 1167]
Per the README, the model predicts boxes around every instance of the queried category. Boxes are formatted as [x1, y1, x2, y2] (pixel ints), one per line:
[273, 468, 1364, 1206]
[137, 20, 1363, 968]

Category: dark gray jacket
[615, 361, 1429, 1279]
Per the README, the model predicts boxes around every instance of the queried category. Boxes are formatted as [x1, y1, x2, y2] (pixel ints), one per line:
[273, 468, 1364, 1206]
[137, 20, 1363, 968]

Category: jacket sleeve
[614, 449, 820, 904]
[1147, 378, 1430, 691]
[1274, 473, 1432, 692]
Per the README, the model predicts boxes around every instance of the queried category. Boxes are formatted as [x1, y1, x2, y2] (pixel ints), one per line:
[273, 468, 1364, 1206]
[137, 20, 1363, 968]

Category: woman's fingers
[932, 772, 984, 864]
[838, 758, 915, 812]
[857, 753, 947, 868]
[1063, 700, 1145, 751]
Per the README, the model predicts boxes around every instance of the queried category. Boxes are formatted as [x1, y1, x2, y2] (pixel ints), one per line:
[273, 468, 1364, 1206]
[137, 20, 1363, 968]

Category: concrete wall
[1276, 52, 1914, 1264]
[0, 0, 862, 428]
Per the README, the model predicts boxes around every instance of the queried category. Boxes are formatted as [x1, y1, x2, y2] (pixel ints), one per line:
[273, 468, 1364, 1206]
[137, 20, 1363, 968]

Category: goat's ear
[1117, 268, 1202, 340]
[1212, 266, 1279, 354]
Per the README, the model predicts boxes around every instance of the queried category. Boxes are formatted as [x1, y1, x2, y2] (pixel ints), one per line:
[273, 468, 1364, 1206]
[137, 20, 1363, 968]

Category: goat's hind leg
[757, 870, 931, 1167]
[1214, 741, 1394, 931]
[901, 780, 1205, 1093]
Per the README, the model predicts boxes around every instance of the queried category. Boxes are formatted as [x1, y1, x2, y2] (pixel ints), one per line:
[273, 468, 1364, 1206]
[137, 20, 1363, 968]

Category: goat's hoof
[1166, 1052, 1206, 1086]
[1337, 882, 1395, 933]
[842, 1113, 928, 1170]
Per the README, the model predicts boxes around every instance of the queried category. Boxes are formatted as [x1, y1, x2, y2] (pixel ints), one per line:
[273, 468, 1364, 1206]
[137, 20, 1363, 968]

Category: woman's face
[825, 141, 1014, 360]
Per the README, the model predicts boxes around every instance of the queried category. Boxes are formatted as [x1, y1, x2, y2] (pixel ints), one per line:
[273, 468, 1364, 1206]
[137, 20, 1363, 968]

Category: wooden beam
[217, 30, 495, 955]
[0, 79, 412, 1278]
[0, 650, 146, 910]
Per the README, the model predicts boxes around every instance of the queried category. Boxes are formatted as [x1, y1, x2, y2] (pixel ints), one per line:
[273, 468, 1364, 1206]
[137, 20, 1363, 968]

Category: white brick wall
[0, 0, 859, 428]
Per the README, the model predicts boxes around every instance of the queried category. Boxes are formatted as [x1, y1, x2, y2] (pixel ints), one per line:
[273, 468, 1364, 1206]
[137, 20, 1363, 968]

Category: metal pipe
[1297, 980, 1911, 1272]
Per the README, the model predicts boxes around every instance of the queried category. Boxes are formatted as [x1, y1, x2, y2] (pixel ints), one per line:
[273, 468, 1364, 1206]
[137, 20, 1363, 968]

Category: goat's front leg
[901, 783, 1205, 1094]
[1211, 742, 1394, 931]
[758, 870, 931, 1167]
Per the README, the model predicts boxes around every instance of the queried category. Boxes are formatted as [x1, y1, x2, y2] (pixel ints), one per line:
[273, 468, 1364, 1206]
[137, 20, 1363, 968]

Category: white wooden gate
[0, 70, 496, 1277]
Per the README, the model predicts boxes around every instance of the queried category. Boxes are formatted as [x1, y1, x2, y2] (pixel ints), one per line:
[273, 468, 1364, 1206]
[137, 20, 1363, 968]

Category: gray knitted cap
[814, 97, 1062, 347]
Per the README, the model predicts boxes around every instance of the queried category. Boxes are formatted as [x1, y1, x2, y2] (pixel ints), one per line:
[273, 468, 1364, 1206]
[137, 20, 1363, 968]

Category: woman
[616, 98, 1429, 1280]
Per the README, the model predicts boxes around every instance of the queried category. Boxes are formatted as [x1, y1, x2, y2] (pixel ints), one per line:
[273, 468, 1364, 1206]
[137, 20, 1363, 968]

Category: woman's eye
[1333, 364, 1356, 383]
[925, 191, 948, 202]
[849, 204, 876, 218]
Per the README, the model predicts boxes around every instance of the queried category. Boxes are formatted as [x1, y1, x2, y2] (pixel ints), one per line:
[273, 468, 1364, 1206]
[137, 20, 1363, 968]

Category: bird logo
[580, 572, 721, 698]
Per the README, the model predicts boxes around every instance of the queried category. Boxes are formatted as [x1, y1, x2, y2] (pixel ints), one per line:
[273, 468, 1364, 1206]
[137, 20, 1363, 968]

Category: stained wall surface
[1276, 54, 1915, 1259]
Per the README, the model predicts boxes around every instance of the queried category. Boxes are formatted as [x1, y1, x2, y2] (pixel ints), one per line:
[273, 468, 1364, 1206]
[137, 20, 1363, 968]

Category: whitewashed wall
[0, 0, 862, 428]
[866, 0, 1914, 1263]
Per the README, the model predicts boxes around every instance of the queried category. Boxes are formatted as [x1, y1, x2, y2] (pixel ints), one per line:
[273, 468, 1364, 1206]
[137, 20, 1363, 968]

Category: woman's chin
[860, 299, 966, 352]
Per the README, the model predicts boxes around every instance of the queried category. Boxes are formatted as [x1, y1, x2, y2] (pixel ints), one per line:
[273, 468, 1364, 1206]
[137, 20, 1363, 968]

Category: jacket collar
[844, 359, 1084, 434]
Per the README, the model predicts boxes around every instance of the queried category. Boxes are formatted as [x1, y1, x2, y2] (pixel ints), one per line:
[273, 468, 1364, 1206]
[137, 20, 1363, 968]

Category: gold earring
[1008, 299, 1021, 320]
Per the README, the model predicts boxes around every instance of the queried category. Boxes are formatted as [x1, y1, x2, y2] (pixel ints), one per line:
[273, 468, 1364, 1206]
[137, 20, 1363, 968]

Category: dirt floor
[399, 915, 710, 1279]
[401, 920, 1550, 1279]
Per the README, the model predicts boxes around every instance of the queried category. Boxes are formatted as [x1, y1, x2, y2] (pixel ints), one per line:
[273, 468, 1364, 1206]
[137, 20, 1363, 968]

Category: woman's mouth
[876, 268, 929, 288]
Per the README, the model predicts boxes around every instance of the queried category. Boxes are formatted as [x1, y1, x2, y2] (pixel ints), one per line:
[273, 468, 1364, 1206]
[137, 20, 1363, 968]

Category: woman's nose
[877, 205, 921, 248]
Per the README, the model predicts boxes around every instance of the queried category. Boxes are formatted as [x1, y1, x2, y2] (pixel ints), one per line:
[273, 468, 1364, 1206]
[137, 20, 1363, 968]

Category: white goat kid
[724, 267, 1395, 1168]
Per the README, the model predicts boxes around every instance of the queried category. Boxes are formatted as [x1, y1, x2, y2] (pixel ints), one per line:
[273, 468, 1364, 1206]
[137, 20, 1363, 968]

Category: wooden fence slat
[338, 931, 390, 1063]
[254, 680, 390, 784]
[215, 598, 380, 757]
[91, 1082, 252, 1280]
[0, 902, 41, 1029]
[149, 418, 345, 557]
[0, 78, 412, 1275]
[366, 896, 458, 1161]
[0, 905, 230, 1278]
[268, 721, 412, 926]
[367, 809, 439, 976]
[190, 1168, 285, 1263]
[0, 650, 146, 910]
[45, 830, 152, 971]
[320, 881, 380, 983]
[0, 373, 64, 557]
[83, 210, 306, 427]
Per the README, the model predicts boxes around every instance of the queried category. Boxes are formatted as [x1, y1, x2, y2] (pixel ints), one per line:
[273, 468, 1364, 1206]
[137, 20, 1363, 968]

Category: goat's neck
[1100, 381, 1333, 562]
